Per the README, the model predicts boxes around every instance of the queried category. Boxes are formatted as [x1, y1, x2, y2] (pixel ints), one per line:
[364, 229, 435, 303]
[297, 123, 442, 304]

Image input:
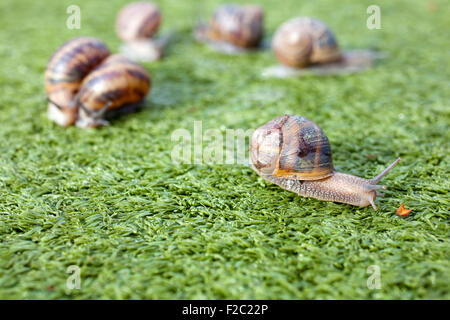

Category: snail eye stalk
[370, 157, 402, 184]
[365, 184, 387, 191]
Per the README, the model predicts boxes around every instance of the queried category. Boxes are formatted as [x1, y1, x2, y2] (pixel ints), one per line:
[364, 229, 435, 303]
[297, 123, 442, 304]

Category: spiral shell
[76, 54, 151, 127]
[207, 4, 264, 48]
[250, 115, 334, 180]
[272, 17, 341, 68]
[116, 2, 161, 42]
[45, 37, 110, 125]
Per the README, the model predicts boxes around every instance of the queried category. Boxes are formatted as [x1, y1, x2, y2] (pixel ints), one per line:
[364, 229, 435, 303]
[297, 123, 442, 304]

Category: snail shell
[45, 37, 110, 126]
[250, 115, 333, 180]
[116, 2, 161, 42]
[207, 4, 264, 48]
[75, 54, 151, 128]
[272, 17, 341, 68]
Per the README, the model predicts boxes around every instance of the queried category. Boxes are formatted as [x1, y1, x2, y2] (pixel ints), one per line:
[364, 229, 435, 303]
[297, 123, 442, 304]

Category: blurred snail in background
[262, 16, 381, 78]
[250, 115, 401, 210]
[45, 37, 151, 128]
[272, 17, 341, 68]
[75, 54, 151, 128]
[45, 37, 110, 127]
[195, 3, 264, 53]
[116, 2, 169, 62]
[116, 2, 161, 41]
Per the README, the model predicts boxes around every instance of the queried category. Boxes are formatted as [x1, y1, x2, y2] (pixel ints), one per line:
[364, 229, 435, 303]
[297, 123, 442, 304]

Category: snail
[116, 2, 169, 62]
[272, 17, 341, 68]
[262, 17, 382, 78]
[116, 2, 161, 42]
[250, 115, 401, 210]
[195, 4, 264, 54]
[45, 37, 110, 126]
[75, 54, 151, 128]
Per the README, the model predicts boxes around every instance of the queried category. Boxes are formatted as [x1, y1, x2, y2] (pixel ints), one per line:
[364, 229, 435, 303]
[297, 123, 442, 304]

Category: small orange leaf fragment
[396, 204, 412, 217]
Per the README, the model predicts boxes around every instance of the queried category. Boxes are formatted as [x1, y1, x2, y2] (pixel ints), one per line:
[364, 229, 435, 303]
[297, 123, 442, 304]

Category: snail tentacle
[365, 184, 387, 191]
[370, 157, 402, 184]
[368, 197, 377, 211]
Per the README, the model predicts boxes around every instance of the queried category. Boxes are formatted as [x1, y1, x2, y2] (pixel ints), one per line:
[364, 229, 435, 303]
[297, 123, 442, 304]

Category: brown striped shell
[116, 2, 161, 42]
[272, 17, 341, 68]
[207, 4, 264, 48]
[45, 37, 110, 125]
[75, 54, 151, 126]
[250, 115, 334, 180]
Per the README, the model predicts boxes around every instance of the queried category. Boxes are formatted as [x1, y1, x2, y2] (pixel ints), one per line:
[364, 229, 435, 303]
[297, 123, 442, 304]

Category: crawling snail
[263, 17, 382, 78]
[116, 2, 169, 62]
[75, 54, 151, 128]
[45, 37, 110, 126]
[250, 115, 401, 210]
[195, 3, 264, 54]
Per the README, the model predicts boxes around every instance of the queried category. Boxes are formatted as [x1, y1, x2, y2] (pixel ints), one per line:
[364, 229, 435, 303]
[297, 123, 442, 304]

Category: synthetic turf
[0, 0, 448, 299]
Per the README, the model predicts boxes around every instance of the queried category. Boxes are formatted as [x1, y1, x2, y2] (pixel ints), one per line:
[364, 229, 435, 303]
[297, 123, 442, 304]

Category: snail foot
[262, 50, 385, 78]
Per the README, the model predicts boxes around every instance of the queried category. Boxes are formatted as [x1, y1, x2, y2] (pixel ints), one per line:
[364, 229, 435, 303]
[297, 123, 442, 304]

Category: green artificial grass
[0, 0, 449, 299]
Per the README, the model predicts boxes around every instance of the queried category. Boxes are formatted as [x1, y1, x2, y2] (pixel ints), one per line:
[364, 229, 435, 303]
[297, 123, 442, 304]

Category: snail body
[250, 115, 401, 210]
[75, 54, 151, 128]
[116, 2, 166, 62]
[272, 17, 341, 68]
[45, 37, 110, 126]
